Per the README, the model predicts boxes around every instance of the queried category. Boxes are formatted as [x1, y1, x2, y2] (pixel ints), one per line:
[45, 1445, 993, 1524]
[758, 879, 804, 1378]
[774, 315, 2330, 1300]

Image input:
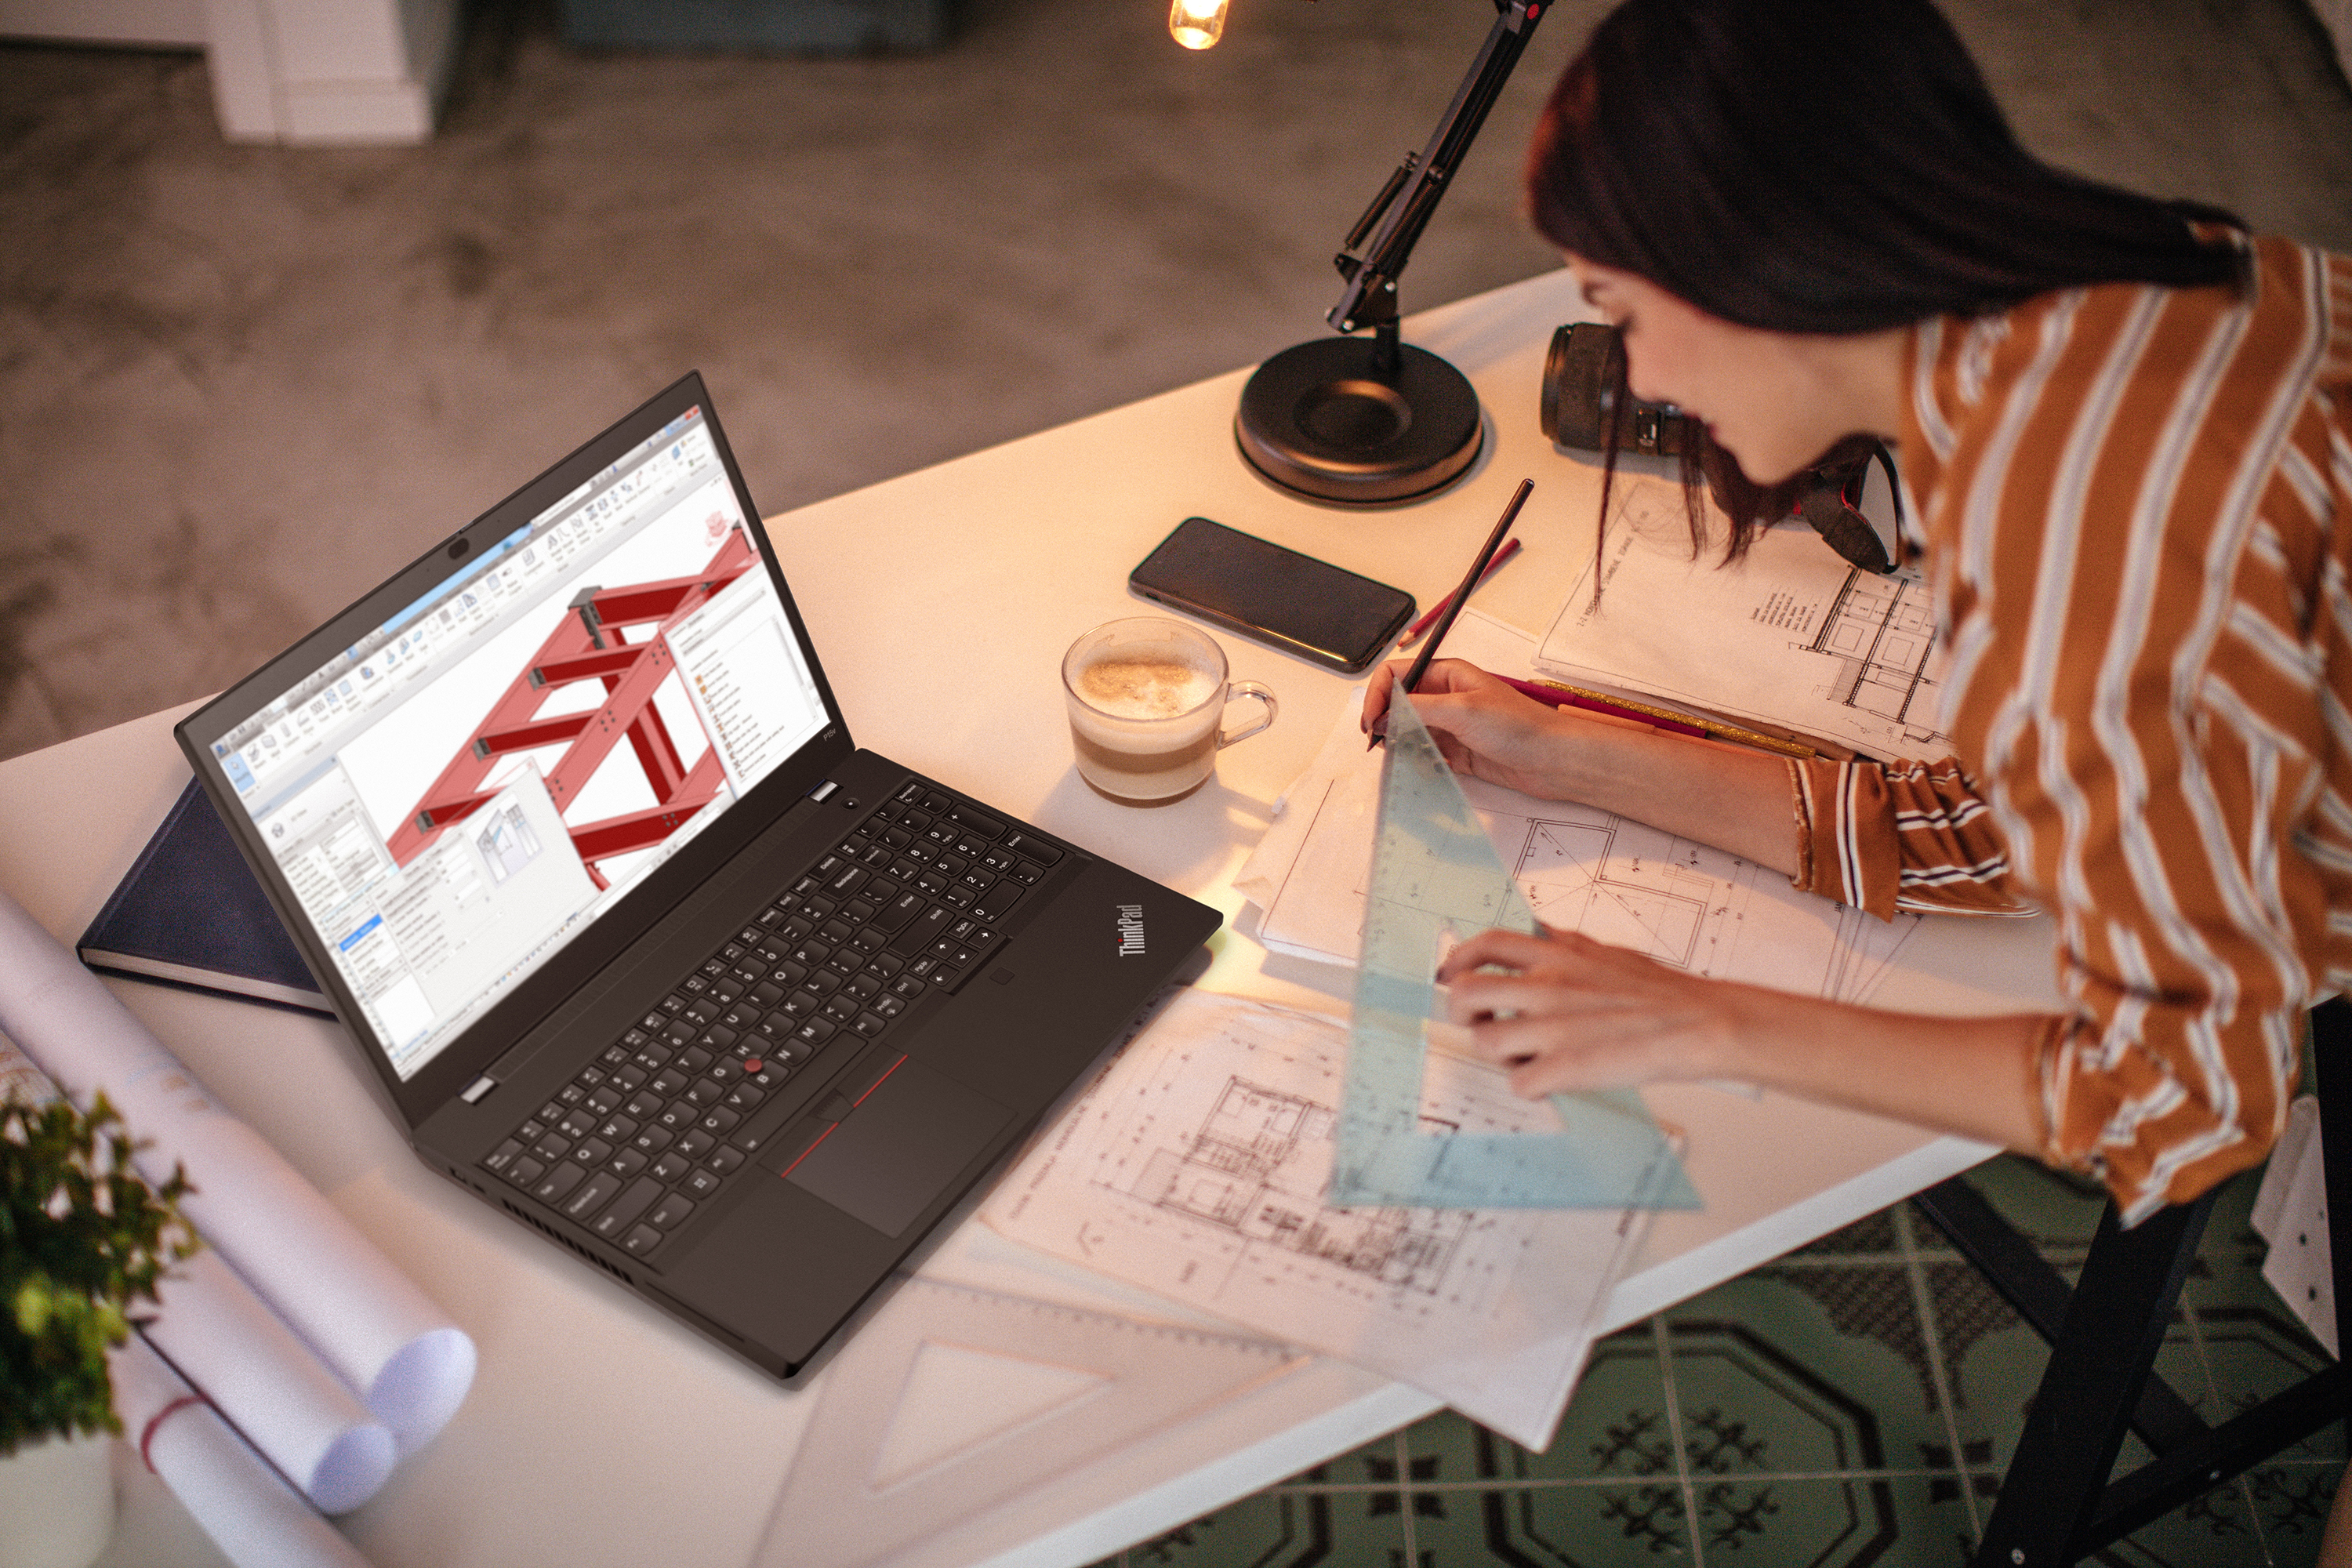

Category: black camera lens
[1540, 322, 1694, 458]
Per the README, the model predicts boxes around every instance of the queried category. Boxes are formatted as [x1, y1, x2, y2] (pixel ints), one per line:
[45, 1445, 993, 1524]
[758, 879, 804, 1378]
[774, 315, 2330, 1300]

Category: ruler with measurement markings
[1330, 692, 1698, 1210]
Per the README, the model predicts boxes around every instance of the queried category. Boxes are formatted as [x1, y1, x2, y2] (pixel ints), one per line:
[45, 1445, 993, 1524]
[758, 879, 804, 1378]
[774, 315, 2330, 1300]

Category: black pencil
[1372, 477, 1533, 748]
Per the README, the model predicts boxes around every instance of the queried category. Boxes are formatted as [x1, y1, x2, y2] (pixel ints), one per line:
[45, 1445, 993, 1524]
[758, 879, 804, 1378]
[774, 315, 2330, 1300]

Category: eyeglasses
[1794, 441, 1904, 575]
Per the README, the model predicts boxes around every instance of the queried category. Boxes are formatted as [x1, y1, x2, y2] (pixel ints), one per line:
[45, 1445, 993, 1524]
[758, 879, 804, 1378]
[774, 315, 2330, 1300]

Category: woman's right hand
[1360, 658, 1590, 801]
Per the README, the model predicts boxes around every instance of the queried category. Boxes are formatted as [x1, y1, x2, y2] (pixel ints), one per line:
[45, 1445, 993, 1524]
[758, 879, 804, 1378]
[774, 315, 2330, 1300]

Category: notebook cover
[77, 777, 332, 1016]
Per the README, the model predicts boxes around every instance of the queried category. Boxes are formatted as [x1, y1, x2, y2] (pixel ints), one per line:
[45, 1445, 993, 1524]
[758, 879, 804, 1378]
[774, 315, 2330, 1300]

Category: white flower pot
[0, 1429, 115, 1568]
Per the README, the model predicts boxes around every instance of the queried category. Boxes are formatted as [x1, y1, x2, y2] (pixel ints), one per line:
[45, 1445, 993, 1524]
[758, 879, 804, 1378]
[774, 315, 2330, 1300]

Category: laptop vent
[502, 1199, 636, 1288]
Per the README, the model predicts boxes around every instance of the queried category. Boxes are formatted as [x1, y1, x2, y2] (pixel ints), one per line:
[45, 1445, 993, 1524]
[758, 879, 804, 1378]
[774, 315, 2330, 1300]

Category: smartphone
[1128, 517, 1417, 675]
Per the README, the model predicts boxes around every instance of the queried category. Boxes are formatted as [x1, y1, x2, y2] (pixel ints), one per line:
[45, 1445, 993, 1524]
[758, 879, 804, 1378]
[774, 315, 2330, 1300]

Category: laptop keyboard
[477, 779, 1065, 1259]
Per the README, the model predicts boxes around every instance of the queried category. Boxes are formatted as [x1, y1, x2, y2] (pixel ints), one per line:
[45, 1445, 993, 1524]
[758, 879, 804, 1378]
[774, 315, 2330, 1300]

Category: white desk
[0, 268, 2063, 1568]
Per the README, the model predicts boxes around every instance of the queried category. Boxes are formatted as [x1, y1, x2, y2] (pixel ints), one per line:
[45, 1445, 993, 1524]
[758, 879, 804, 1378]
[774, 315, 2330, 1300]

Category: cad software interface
[211, 408, 826, 1080]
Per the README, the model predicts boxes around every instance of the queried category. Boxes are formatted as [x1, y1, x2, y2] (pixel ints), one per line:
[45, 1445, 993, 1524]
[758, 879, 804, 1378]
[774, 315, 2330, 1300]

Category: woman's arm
[1362, 658, 1801, 875]
[1436, 926, 2053, 1155]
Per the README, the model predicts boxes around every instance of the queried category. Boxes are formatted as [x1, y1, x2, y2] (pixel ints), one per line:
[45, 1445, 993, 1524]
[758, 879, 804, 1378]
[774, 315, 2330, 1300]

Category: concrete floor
[4, 0, 2350, 763]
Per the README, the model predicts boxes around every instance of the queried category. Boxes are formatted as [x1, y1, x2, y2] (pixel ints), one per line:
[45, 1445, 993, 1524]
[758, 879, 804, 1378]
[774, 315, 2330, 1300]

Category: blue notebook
[77, 777, 332, 1015]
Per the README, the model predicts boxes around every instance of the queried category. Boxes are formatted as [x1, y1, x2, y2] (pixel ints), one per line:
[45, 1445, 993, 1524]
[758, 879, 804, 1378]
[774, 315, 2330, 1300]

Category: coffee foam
[1073, 655, 1220, 720]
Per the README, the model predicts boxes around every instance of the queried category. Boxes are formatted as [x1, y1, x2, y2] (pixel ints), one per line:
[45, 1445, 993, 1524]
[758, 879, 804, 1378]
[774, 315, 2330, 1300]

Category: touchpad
[787, 1055, 1012, 1237]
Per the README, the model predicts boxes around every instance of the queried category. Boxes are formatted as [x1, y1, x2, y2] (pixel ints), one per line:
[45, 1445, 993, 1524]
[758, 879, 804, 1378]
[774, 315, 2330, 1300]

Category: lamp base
[1235, 336, 1484, 506]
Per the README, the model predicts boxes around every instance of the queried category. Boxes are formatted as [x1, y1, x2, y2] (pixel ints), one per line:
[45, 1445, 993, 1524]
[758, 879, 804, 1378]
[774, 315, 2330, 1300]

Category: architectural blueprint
[982, 988, 1657, 1449]
[1535, 474, 1952, 758]
[1232, 611, 1919, 1011]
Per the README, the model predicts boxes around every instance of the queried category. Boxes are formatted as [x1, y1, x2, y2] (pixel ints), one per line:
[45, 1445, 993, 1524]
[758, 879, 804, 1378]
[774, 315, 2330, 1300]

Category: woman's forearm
[1704, 982, 2051, 1154]
[1534, 712, 1804, 879]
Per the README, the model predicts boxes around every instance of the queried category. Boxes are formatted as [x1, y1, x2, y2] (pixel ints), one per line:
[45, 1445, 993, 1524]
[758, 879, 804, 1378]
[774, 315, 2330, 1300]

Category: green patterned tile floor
[1086, 1155, 2341, 1568]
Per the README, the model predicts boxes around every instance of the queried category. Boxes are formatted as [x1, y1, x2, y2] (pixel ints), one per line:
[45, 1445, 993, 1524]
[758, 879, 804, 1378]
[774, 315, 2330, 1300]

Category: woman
[1364, 0, 2352, 1230]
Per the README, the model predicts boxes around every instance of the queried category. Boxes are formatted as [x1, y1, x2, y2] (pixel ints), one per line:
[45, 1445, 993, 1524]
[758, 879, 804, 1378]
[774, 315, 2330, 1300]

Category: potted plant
[2, 1088, 197, 1568]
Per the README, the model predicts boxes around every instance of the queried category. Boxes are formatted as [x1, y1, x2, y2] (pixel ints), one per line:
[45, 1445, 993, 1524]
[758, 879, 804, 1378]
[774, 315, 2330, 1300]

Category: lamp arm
[1327, 0, 1548, 336]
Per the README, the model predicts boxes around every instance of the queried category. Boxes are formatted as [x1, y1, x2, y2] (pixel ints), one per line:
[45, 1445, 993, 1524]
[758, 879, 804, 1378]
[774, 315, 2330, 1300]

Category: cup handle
[1216, 682, 1278, 750]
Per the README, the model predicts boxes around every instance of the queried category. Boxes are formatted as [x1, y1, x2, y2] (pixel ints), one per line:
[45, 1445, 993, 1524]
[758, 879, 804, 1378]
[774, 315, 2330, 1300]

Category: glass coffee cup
[1062, 618, 1276, 804]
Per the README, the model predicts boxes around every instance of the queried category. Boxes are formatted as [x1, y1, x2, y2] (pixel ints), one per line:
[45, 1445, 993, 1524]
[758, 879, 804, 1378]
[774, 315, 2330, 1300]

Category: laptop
[175, 372, 1220, 1381]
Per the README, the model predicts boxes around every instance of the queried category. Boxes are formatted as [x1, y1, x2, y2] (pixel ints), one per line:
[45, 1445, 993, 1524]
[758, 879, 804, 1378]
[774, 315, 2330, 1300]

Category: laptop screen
[205, 404, 826, 1081]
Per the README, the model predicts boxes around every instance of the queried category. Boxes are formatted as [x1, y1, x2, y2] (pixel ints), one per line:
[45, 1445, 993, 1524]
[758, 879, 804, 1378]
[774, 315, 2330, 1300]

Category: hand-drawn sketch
[1535, 476, 1953, 757]
[1474, 795, 1911, 1007]
[1127, 1076, 1470, 1294]
[983, 989, 1654, 1447]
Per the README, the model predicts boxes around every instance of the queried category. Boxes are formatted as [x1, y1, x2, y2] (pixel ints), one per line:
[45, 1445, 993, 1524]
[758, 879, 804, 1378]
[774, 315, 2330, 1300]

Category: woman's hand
[1360, 659, 1587, 800]
[1435, 925, 1742, 1097]
[1434, 923, 2055, 1159]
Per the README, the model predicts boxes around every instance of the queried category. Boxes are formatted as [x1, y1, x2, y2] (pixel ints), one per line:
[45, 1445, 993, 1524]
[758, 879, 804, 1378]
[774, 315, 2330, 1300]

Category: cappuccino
[1074, 657, 1221, 720]
[1061, 619, 1276, 804]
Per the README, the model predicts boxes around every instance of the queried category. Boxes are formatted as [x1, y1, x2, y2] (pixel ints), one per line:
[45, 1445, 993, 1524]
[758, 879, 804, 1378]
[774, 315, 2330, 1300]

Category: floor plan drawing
[1803, 566, 1948, 750]
[1533, 480, 1957, 758]
[982, 989, 1656, 1448]
[1127, 1076, 1470, 1294]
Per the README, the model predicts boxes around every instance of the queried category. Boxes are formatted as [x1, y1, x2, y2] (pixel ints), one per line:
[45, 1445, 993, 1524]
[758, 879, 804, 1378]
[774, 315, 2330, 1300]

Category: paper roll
[0, 886, 476, 1454]
[2, 1029, 397, 1512]
[145, 1253, 397, 1514]
[110, 1334, 376, 1568]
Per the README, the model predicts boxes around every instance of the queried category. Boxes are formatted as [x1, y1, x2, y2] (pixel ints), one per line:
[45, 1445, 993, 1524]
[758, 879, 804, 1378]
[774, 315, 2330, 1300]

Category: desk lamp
[1176, 0, 1551, 504]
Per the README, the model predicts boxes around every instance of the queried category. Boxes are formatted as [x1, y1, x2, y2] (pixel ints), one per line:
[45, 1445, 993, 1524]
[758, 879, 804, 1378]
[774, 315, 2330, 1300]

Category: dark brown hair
[1529, 0, 2246, 565]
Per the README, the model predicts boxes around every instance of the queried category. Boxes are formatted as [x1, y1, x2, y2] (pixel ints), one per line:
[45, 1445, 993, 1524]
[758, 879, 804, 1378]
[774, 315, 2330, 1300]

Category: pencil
[1396, 538, 1523, 648]
[1523, 678, 1818, 758]
[1372, 480, 1534, 750]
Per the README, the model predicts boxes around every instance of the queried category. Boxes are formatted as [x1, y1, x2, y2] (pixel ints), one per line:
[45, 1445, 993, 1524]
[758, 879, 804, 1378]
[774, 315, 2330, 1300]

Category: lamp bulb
[1169, 0, 1227, 49]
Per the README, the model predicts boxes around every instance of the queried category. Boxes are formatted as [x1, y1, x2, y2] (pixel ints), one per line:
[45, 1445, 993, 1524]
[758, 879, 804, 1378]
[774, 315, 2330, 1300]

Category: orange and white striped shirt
[1788, 234, 2352, 1221]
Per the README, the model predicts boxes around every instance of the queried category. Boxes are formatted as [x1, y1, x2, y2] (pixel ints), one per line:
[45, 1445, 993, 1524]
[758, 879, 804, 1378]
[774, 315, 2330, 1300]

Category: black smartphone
[1128, 517, 1417, 675]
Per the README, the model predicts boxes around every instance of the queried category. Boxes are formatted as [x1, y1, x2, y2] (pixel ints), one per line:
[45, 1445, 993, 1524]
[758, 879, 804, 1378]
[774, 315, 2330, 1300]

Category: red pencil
[1396, 538, 1523, 648]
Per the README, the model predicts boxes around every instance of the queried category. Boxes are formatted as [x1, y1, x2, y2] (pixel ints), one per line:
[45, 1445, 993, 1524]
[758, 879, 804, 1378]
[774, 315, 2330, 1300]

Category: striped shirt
[1787, 234, 2352, 1221]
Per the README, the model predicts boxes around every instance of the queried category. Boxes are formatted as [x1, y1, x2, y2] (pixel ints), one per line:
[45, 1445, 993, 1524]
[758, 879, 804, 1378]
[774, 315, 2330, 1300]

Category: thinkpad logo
[1116, 904, 1147, 956]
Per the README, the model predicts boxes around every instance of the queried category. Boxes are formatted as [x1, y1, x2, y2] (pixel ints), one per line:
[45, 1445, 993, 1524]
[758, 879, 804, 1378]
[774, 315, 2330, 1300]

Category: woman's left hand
[1436, 924, 1746, 1098]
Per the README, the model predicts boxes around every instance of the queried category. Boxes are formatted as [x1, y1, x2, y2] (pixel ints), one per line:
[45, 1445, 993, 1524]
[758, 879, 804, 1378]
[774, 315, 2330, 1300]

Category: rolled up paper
[0, 885, 476, 1454]
[110, 1333, 377, 1568]
[2, 1031, 397, 1513]
[144, 1252, 397, 1514]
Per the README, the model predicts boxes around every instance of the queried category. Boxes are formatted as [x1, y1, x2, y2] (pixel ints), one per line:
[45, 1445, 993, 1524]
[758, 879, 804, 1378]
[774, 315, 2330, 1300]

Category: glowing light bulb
[1169, 0, 1228, 49]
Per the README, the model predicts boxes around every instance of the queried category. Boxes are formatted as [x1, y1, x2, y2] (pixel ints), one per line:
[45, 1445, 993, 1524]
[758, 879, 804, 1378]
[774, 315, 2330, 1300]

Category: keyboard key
[651, 1069, 689, 1098]
[593, 1179, 665, 1240]
[631, 1125, 673, 1154]
[853, 1012, 888, 1037]
[676, 1128, 716, 1159]
[652, 1152, 691, 1183]
[574, 1137, 612, 1166]
[699, 1106, 741, 1134]
[606, 1148, 649, 1179]
[725, 1083, 767, 1110]
[620, 1224, 664, 1256]
[1001, 830, 1061, 865]
[708, 1146, 746, 1174]
[650, 1194, 696, 1229]
[976, 882, 1025, 921]
[948, 804, 1004, 839]
[483, 1139, 522, 1173]
[892, 905, 953, 956]
[561, 1171, 622, 1223]
[508, 1156, 545, 1188]
[684, 1168, 722, 1199]
[587, 1086, 623, 1116]
[532, 1162, 586, 1203]
[677, 1046, 713, 1074]
[599, 1115, 639, 1142]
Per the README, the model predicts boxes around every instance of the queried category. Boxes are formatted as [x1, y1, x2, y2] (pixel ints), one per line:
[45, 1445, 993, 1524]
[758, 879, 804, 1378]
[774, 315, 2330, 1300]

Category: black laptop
[176, 373, 1219, 1381]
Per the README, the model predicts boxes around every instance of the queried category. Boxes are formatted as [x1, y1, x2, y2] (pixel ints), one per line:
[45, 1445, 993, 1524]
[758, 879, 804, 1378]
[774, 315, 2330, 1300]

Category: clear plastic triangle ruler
[756, 1277, 1304, 1568]
[1330, 693, 1700, 1210]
